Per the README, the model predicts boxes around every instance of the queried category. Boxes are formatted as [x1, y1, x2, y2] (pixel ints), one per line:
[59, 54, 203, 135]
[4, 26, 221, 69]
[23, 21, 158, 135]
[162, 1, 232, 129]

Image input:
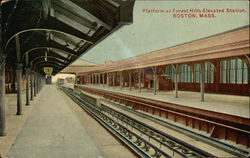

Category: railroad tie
[151, 150, 162, 158]
[141, 142, 150, 151]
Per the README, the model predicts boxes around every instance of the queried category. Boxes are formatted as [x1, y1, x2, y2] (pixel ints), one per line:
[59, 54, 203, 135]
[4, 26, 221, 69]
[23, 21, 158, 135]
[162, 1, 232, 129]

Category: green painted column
[112, 73, 115, 88]
[34, 72, 37, 97]
[152, 67, 157, 95]
[138, 69, 141, 93]
[16, 63, 23, 115]
[174, 64, 179, 98]
[25, 68, 30, 105]
[98, 73, 101, 86]
[129, 71, 132, 91]
[30, 71, 34, 100]
[102, 73, 105, 87]
[200, 63, 205, 102]
[0, 60, 7, 136]
[119, 71, 123, 90]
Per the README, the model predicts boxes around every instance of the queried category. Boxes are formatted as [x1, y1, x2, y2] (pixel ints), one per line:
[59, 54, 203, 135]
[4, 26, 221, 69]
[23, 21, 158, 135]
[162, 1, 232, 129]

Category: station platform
[77, 84, 249, 119]
[0, 85, 136, 158]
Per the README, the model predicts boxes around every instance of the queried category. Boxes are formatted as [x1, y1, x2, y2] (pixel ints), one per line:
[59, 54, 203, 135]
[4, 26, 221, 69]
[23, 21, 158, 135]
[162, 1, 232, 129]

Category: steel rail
[62, 86, 217, 158]
[101, 104, 215, 158]
[61, 87, 168, 158]
[77, 86, 250, 133]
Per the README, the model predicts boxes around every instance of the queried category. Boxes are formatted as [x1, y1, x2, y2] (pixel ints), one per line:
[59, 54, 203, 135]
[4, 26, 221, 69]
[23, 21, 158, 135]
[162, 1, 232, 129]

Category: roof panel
[1, 0, 135, 75]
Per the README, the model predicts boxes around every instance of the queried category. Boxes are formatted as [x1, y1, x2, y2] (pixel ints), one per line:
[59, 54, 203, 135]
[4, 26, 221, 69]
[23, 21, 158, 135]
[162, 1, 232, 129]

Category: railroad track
[62, 87, 217, 158]
[75, 85, 250, 151]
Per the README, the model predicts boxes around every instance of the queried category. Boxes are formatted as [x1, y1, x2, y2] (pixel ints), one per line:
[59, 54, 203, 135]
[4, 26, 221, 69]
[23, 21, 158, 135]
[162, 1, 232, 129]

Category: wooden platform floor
[1, 85, 136, 158]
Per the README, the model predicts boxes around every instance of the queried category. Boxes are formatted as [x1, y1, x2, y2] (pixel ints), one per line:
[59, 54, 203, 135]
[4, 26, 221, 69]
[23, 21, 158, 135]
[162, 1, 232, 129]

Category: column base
[16, 112, 22, 115]
[0, 131, 7, 136]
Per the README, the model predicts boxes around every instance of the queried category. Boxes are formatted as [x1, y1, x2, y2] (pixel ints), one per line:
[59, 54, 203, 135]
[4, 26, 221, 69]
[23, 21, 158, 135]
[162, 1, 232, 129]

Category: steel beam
[4, 28, 93, 52]
[54, 0, 112, 30]
[21, 47, 76, 62]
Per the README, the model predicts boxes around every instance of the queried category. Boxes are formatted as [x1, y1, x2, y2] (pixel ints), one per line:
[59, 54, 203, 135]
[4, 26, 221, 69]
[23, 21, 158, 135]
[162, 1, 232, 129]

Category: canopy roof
[78, 26, 250, 75]
[1, 0, 135, 75]
[60, 59, 96, 74]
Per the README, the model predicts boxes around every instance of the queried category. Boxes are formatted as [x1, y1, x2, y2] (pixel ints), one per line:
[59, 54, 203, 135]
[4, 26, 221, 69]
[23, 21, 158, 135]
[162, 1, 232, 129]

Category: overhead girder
[36, 62, 63, 70]
[42, 18, 95, 43]
[32, 57, 67, 68]
[50, 3, 98, 36]
[34, 60, 64, 72]
[6, 33, 78, 63]
[52, 0, 112, 31]
[35, 61, 63, 69]
[36, 63, 62, 75]
[3, 28, 93, 53]
[21, 47, 75, 63]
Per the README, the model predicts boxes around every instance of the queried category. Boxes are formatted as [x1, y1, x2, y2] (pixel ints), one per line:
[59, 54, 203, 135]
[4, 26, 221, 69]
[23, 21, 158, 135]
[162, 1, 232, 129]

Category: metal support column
[90, 75, 93, 84]
[107, 73, 110, 87]
[30, 71, 33, 100]
[96, 74, 98, 86]
[152, 67, 157, 95]
[129, 71, 132, 91]
[112, 73, 115, 88]
[37, 74, 39, 94]
[138, 69, 141, 93]
[0, 60, 6, 136]
[95, 74, 97, 86]
[102, 73, 105, 87]
[36, 75, 39, 94]
[25, 68, 30, 105]
[200, 63, 205, 102]
[98, 73, 101, 86]
[119, 71, 123, 90]
[38, 75, 42, 91]
[244, 55, 250, 148]
[16, 63, 23, 115]
[34, 72, 37, 97]
[173, 64, 179, 98]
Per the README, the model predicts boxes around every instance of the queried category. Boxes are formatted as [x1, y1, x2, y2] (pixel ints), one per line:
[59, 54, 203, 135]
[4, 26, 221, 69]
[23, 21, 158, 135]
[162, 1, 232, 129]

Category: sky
[80, 1, 249, 64]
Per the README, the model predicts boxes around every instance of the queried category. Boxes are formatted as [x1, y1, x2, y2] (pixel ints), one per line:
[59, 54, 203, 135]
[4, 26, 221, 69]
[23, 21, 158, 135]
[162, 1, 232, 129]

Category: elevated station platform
[76, 84, 249, 119]
[0, 85, 136, 158]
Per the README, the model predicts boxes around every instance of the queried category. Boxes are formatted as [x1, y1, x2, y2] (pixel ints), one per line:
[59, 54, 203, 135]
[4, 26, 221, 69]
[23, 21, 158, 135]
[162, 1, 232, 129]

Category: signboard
[43, 67, 53, 75]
